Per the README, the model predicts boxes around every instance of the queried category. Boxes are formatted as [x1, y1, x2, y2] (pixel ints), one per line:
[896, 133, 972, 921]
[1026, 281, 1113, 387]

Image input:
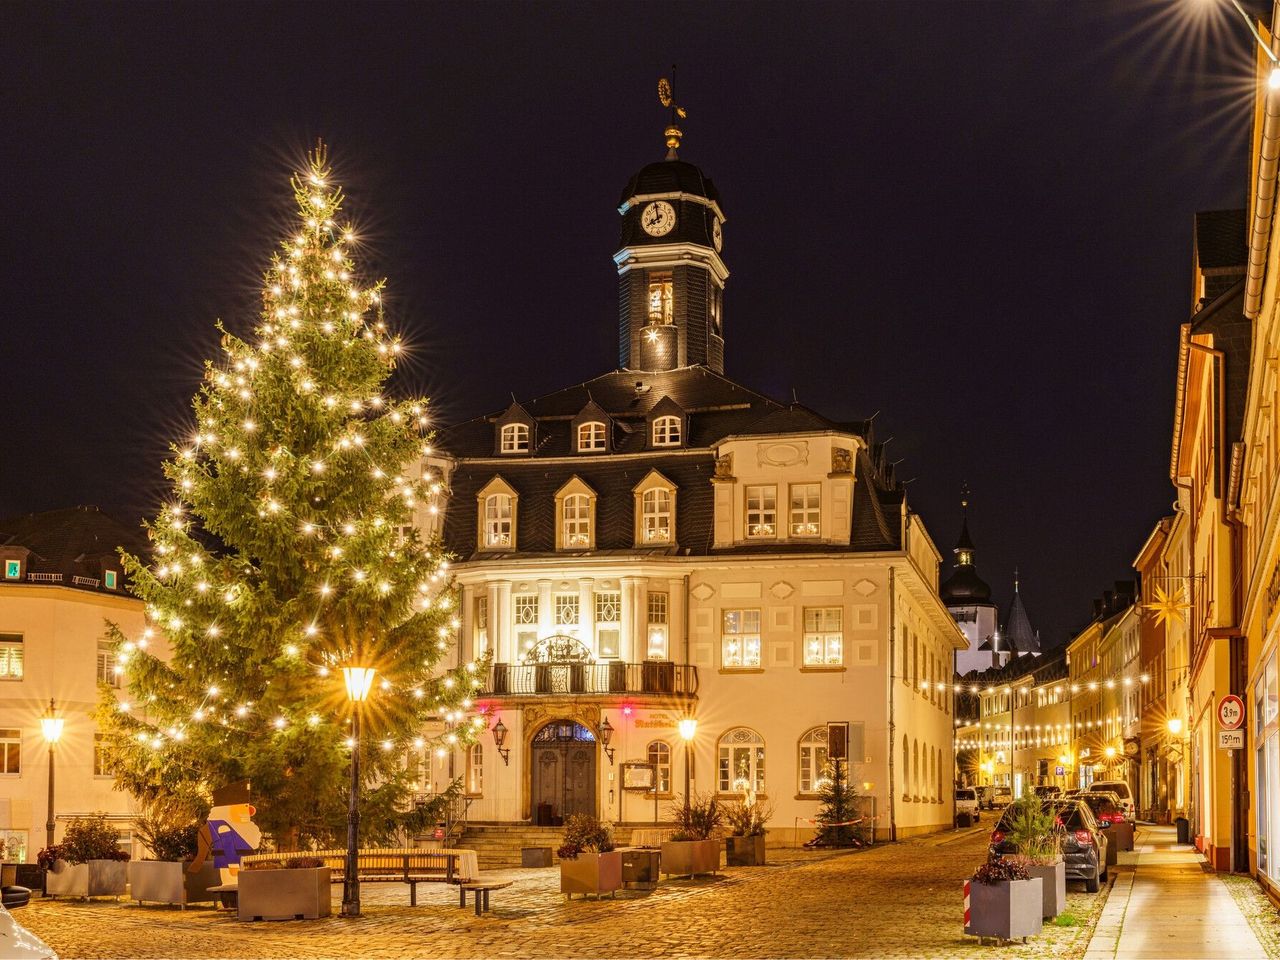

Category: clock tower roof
[620, 159, 722, 208]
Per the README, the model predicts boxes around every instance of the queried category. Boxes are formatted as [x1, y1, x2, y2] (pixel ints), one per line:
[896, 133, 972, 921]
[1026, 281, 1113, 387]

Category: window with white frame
[555, 594, 580, 630]
[804, 607, 843, 666]
[577, 421, 607, 452]
[515, 595, 538, 658]
[641, 487, 673, 543]
[595, 592, 621, 658]
[0, 730, 19, 775]
[97, 642, 120, 688]
[745, 485, 777, 538]
[475, 596, 488, 656]
[652, 416, 681, 447]
[718, 727, 765, 793]
[647, 592, 669, 659]
[647, 741, 672, 794]
[798, 727, 830, 794]
[562, 494, 591, 547]
[483, 494, 513, 548]
[2, 561, 18, 580]
[789, 484, 820, 537]
[721, 609, 761, 668]
[467, 744, 483, 795]
[0, 636, 22, 681]
[104, 570, 118, 589]
[647, 272, 673, 324]
[499, 423, 529, 453]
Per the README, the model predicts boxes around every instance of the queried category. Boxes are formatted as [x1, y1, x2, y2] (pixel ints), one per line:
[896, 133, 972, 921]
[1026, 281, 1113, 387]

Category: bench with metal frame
[238, 848, 464, 906]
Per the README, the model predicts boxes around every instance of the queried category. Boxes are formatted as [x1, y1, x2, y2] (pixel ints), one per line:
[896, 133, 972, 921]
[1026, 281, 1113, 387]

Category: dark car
[1081, 790, 1131, 823]
[1033, 785, 1062, 798]
[989, 799, 1109, 892]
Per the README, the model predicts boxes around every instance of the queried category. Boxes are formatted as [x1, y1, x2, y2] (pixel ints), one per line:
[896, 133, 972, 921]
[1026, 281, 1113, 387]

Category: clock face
[712, 218, 723, 251]
[641, 201, 676, 237]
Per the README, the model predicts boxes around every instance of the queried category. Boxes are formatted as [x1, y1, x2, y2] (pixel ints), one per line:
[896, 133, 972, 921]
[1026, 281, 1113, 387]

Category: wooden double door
[531, 721, 597, 824]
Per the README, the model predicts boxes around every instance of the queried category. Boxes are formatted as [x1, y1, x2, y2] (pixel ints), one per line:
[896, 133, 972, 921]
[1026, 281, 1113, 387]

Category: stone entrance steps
[458, 824, 641, 869]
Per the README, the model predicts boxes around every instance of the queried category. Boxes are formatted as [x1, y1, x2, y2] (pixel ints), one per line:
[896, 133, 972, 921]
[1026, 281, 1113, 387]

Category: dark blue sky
[0, 1, 1256, 644]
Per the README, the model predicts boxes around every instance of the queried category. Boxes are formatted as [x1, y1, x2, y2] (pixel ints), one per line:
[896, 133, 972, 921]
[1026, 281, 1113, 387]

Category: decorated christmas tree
[815, 758, 863, 847]
[96, 145, 480, 848]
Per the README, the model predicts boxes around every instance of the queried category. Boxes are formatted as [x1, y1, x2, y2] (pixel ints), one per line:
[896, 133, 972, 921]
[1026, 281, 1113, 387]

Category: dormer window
[578, 421, 607, 452]
[653, 416, 682, 447]
[641, 488, 672, 544]
[500, 423, 529, 454]
[483, 494, 513, 547]
[563, 495, 591, 547]
[647, 272, 673, 324]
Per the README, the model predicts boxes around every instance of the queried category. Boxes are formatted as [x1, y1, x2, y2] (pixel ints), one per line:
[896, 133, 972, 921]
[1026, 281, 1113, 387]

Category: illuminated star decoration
[1143, 585, 1190, 628]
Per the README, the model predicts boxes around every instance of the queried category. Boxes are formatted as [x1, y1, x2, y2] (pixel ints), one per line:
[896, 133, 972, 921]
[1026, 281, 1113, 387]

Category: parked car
[1033, 785, 1062, 798]
[975, 785, 995, 810]
[955, 788, 981, 823]
[1089, 780, 1135, 821]
[0, 898, 56, 958]
[990, 786, 1013, 810]
[1077, 792, 1125, 828]
[989, 798, 1109, 893]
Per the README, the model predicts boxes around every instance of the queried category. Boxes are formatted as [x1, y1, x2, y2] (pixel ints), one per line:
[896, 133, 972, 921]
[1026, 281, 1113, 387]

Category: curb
[1081, 870, 1132, 960]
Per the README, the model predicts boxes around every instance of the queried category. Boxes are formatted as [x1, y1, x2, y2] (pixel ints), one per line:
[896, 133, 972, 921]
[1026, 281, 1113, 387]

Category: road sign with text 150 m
[828, 722, 850, 761]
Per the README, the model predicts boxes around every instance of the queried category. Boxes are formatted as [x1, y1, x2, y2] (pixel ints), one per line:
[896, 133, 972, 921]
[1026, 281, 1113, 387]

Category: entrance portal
[530, 721, 597, 825]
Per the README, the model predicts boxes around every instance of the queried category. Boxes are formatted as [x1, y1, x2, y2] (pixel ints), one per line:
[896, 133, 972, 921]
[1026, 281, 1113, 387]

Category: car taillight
[1074, 829, 1093, 845]
[1108, 813, 1125, 824]
[990, 830, 1005, 844]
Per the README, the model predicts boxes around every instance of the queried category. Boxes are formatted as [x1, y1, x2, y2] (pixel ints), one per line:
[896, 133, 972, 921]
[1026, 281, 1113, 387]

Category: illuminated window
[483, 494, 513, 548]
[0, 636, 22, 681]
[555, 594, 579, 628]
[103, 570, 118, 589]
[804, 608, 843, 666]
[97, 642, 120, 688]
[499, 423, 529, 453]
[647, 593, 669, 659]
[746, 485, 777, 538]
[652, 416, 681, 447]
[647, 272, 673, 324]
[789, 484, 820, 537]
[562, 495, 591, 547]
[595, 592, 620, 658]
[798, 727, 829, 794]
[0, 731, 19, 775]
[717, 727, 765, 793]
[642, 487, 672, 543]
[94, 734, 110, 778]
[467, 744, 483, 795]
[2, 561, 18, 581]
[578, 421, 607, 452]
[721, 609, 761, 668]
[647, 741, 672, 794]
[515, 595, 538, 658]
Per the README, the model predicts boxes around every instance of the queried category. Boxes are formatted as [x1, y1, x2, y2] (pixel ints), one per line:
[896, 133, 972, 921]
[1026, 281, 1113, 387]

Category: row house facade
[413, 132, 965, 842]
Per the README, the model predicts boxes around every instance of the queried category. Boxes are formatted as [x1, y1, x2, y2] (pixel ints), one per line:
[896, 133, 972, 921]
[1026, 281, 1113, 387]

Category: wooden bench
[457, 880, 512, 916]
[239, 848, 467, 906]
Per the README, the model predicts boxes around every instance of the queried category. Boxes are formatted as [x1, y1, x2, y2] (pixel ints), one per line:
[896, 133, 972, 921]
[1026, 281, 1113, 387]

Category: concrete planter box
[661, 839, 720, 877]
[237, 867, 331, 921]
[965, 877, 1043, 941]
[559, 851, 622, 898]
[46, 859, 129, 899]
[1025, 861, 1066, 919]
[726, 835, 766, 866]
[129, 860, 221, 907]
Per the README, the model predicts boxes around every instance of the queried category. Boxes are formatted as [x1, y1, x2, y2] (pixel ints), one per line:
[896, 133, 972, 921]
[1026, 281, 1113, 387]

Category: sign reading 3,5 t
[1217, 694, 1246, 731]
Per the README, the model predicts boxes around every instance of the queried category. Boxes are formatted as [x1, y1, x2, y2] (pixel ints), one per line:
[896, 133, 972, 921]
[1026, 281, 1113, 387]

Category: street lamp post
[340, 665, 375, 919]
[39, 700, 64, 850]
[678, 717, 697, 819]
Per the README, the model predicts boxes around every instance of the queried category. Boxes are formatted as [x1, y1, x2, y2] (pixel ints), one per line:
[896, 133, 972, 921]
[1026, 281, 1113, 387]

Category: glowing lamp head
[1167, 717, 1183, 736]
[1270, 67, 1280, 90]
[1104, 746, 1117, 760]
[40, 712, 64, 745]
[491, 718, 508, 749]
[341, 665, 376, 703]
[678, 717, 697, 742]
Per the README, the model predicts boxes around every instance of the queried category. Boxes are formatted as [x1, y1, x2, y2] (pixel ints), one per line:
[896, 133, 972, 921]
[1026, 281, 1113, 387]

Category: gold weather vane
[658, 68, 688, 159]
[1143, 584, 1190, 628]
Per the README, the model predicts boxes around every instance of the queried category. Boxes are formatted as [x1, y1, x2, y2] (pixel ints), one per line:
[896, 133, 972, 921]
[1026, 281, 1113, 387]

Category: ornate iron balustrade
[482, 661, 698, 698]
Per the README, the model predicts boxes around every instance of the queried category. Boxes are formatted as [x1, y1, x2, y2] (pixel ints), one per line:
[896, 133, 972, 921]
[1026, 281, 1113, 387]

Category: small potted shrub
[965, 858, 1043, 942]
[1002, 792, 1066, 920]
[130, 816, 219, 908]
[558, 814, 621, 899]
[662, 795, 722, 877]
[724, 782, 772, 866]
[41, 815, 130, 899]
[237, 856, 331, 921]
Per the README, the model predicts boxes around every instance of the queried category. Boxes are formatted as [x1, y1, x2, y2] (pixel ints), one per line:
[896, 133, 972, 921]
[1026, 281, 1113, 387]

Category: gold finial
[658, 68, 688, 160]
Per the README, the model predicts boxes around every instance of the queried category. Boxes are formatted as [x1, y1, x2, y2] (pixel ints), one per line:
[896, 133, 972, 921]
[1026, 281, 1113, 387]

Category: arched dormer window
[476, 477, 518, 551]
[652, 415, 681, 447]
[555, 476, 597, 551]
[500, 423, 529, 454]
[632, 469, 677, 547]
[577, 421, 607, 452]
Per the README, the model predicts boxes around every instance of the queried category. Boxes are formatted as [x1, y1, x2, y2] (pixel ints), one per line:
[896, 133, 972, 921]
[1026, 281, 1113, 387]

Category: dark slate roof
[1190, 279, 1251, 446]
[1002, 588, 1040, 655]
[437, 368, 905, 560]
[954, 516, 975, 552]
[1194, 209, 1246, 271]
[0, 505, 146, 592]
[620, 160, 721, 206]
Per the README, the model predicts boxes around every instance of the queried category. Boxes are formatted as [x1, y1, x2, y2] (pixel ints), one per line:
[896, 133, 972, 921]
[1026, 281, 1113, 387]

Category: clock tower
[615, 82, 728, 374]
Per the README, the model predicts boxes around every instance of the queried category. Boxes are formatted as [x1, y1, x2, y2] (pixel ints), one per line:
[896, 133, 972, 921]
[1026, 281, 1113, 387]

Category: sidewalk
[1084, 824, 1267, 959]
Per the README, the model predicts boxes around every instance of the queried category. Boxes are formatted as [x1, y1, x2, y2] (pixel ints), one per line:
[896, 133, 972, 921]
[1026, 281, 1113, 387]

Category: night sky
[1, 2, 1258, 646]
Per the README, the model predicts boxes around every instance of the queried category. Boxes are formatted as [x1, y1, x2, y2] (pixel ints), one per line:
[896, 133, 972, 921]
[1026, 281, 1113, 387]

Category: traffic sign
[1219, 729, 1245, 750]
[1054, 765, 1065, 777]
[1218, 694, 1245, 731]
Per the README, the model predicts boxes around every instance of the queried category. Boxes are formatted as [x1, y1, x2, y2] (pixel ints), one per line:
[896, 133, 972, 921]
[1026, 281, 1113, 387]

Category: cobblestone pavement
[20, 828, 1110, 959]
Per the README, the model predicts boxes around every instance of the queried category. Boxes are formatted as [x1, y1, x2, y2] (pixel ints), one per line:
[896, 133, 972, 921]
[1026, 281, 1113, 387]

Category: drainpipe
[1246, 75, 1280, 320]
[888, 566, 898, 843]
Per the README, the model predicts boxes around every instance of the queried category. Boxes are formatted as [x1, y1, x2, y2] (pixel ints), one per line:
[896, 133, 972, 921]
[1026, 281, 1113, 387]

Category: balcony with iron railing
[481, 660, 698, 699]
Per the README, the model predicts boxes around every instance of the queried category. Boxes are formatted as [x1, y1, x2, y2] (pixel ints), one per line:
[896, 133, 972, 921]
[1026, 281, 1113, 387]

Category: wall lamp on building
[600, 716, 616, 765]
[1166, 717, 1187, 760]
[491, 717, 511, 766]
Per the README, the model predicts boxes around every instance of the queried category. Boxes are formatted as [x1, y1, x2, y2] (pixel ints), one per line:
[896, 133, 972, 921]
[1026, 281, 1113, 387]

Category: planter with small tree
[662, 795, 722, 877]
[40, 815, 130, 900]
[130, 813, 220, 908]
[964, 858, 1043, 943]
[237, 857, 331, 921]
[558, 814, 621, 899]
[1002, 791, 1066, 920]
[724, 781, 772, 867]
